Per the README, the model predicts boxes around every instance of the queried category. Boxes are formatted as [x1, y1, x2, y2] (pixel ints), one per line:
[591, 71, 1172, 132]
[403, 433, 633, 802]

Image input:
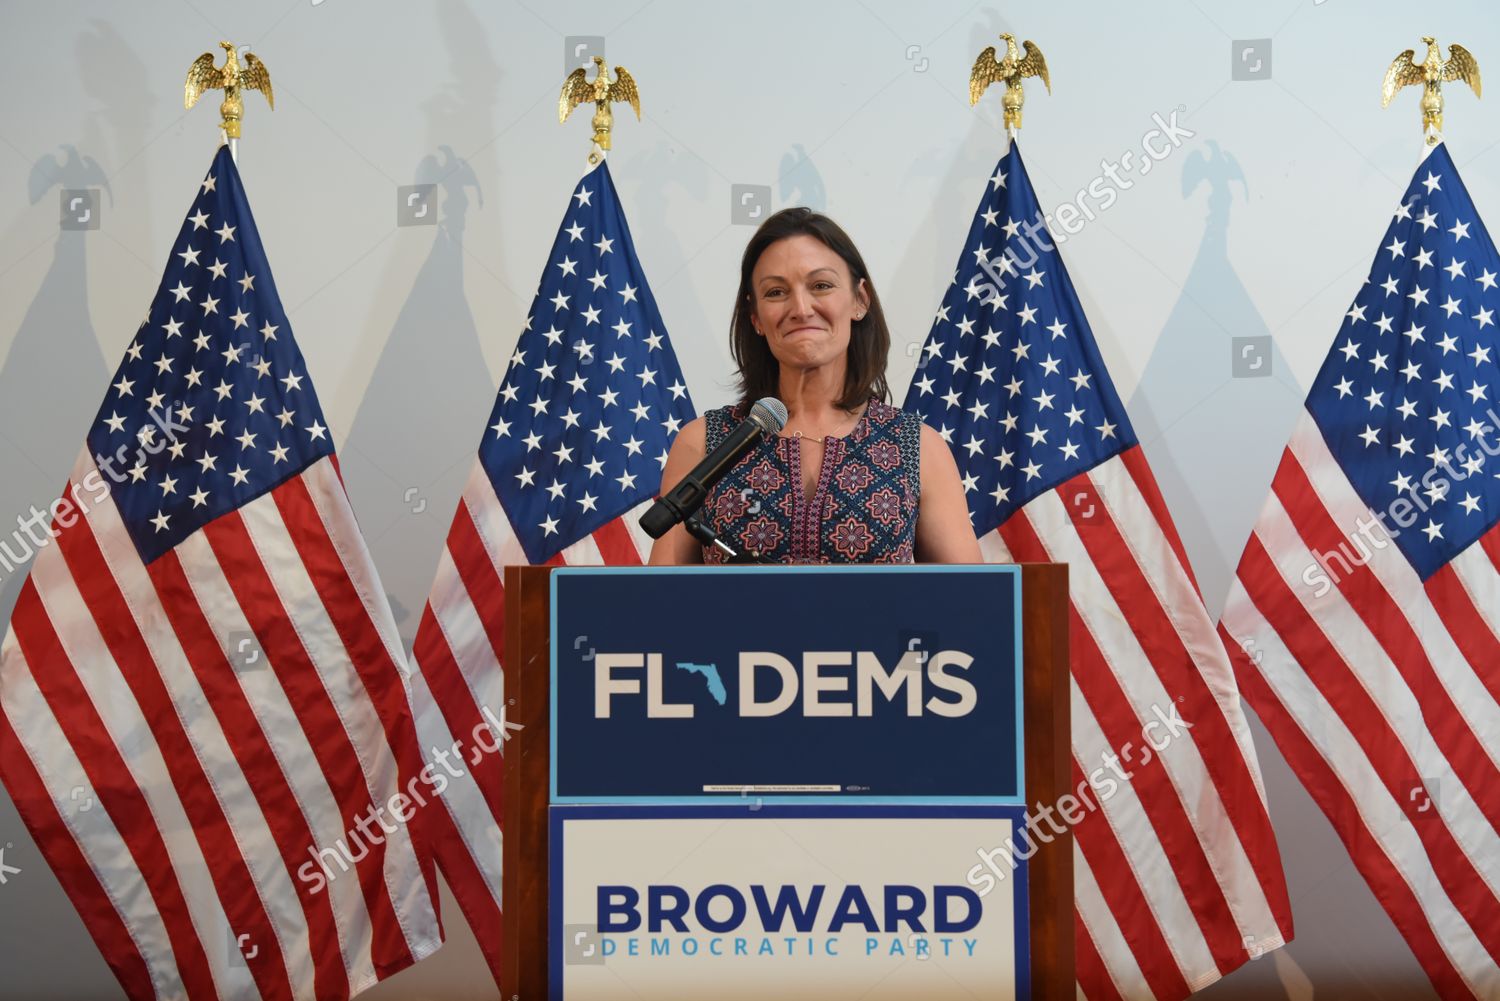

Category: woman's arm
[647, 416, 708, 565]
[914, 423, 983, 563]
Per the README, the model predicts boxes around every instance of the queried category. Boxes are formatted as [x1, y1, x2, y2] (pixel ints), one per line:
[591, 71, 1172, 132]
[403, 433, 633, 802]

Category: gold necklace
[782, 404, 865, 440]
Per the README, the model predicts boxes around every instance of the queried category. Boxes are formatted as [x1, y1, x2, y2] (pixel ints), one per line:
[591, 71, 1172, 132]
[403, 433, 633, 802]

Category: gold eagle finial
[970, 33, 1050, 131]
[185, 42, 273, 139]
[1382, 36, 1481, 143]
[559, 56, 641, 165]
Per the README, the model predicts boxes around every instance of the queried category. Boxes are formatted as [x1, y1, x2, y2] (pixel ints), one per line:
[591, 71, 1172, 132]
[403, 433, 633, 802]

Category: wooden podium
[500, 563, 1072, 999]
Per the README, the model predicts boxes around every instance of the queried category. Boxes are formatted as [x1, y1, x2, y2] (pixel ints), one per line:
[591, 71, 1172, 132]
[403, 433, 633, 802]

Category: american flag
[904, 140, 1293, 999]
[0, 146, 443, 999]
[409, 159, 693, 984]
[1220, 142, 1500, 1000]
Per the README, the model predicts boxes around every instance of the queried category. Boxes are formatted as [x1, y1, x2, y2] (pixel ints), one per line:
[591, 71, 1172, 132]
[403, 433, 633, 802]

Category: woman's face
[749, 234, 869, 375]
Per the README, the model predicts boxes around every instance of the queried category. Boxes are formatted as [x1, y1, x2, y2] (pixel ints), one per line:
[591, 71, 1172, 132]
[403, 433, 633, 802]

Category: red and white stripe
[409, 460, 652, 986]
[0, 451, 443, 1000]
[978, 445, 1293, 1001]
[1221, 413, 1500, 1000]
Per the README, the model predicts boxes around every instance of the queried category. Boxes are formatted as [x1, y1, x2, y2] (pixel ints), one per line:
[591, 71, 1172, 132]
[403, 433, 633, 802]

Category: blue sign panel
[550, 565, 1023, 803]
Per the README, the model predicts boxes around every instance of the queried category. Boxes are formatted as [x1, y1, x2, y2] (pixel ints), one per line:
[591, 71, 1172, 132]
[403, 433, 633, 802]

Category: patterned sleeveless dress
[698, 398, 922, 563]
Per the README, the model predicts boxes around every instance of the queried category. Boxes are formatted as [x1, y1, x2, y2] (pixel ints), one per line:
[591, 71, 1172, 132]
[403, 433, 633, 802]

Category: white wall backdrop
[1, 1, 1497, 997]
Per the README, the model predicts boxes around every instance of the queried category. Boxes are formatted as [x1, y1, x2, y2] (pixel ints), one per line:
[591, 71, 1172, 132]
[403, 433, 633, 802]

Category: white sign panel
[551, 806, 1028, 1000]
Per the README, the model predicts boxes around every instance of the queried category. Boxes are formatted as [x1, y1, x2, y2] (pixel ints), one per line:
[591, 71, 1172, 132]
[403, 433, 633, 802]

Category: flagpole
[228, 43, 247, 164]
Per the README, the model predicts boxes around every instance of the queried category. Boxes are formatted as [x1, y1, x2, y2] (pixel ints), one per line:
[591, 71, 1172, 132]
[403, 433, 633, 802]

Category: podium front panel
[504, 563, 1073, 1001]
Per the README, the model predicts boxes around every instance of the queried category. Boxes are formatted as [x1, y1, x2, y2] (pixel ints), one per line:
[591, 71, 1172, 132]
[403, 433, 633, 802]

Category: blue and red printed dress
[698, 398, 922, 563]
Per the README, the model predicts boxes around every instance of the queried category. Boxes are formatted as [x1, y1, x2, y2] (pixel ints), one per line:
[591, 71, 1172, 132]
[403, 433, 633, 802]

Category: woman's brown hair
[730, 208, 891, 411]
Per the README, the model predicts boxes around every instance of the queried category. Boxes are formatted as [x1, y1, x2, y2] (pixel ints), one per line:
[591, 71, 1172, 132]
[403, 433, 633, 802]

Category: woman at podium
[649, 208, 981, 565]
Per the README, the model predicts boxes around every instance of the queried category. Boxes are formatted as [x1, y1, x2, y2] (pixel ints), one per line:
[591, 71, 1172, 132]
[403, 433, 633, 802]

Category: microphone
[639, 397, 788, 539]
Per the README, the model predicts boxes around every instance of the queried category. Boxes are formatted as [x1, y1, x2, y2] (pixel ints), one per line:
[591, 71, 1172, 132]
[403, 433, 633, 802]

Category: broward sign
[551, 805, 1029, 1000]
